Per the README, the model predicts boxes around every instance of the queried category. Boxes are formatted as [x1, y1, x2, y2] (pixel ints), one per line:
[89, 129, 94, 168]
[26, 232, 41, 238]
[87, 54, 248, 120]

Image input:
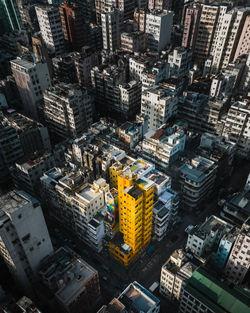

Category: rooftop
[185, 268, 250, 313]
[144, 170, 170, 187]
[180, 156, 216, 183]
[56, 258, 96, 305]
[119, 282, 160, 312]
[191, 215, 231, 240]
[40, 247, 97, 305]
[98, 298, 125, 313]
[163, 250, 203, 280]
[0, 190, 30, 216]
[125, 186, 143, 200]
[10, 57, 35, 69]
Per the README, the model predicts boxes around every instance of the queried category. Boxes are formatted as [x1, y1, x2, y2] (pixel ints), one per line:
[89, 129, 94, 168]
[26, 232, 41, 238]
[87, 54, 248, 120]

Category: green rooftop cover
[185, 268, 250, 313]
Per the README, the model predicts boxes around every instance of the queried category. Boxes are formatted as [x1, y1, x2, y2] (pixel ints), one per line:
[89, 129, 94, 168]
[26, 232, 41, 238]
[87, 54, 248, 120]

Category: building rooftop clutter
[190, 215, 232, 241]
[0, 190, 29, 216]
[184, 268, 250, 313]
[221, 191, 250, 226]
[45, 82, 84, 99]
[39, 247, 99, 310]
[118, 281, 160, 312]
[163, 249, 205, 278]
[180, 156, 216, 183]
[15, 151, 52, 171]
[55, 259, 93, 305]
[10, 57, 36, 70]
[3, 110, 42, 133]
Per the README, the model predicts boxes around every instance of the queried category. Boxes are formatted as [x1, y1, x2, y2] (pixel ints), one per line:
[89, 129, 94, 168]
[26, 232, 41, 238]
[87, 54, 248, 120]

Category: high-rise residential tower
[101, 8, 122, 51]
[145, 10, 173, 52]
[181, 3, 201, 52]
[59, 1, 88, 52]
[35, 5, 65, 56]
[0, 190, 53, 293]
[11, 58, 52, 120]
[0, 0, 22, 31]
[109, 159, 155, 266]
[43, 83, 93, 139]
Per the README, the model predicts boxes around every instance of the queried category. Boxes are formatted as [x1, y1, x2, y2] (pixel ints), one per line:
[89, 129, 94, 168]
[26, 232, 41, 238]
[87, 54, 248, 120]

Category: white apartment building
[11, 58, 51, 120]
[141, 85, 178, 130]
[186, 215, 232, 257]
[160, 249, 204, 300]
[118, 80, 142, 118]
[168, 47, 192, 78]
[86, 212, 105, 252]
[211, 7, 250, 73]
[153, 188, 179, 241]
[43, 83, 93, 139]
[145, 10, 173, 52]
[40, 169, 109, 242]
[141, 61, 169, 91]
[35, 5, 65, 55]
[209, 73, 236, 98]
[129, 56, 151, 82]
[141, 125, 186, 169]
[179, 156, 217, 210]
[222, 100, 250, 158]
[101, 8, 122, 51]
[225, 217, 250, 284]
[0, 191, 53, 292]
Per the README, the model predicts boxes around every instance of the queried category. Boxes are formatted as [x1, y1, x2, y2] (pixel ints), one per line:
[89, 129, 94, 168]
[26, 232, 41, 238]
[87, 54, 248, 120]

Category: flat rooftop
[192, 215, 231, 240]
[119, 282, 159, 312]
[185, 268, 250, 313]
[0, 190, 29, 216]
[180, 156, 215, 183]
[77, 185, 99, 202]
[125, 186, 143, 200]
[144, 169, 170, 187]
[56, 259, 96, 305]
[11, 58, 35, 69]
[163, 250, 203, 279]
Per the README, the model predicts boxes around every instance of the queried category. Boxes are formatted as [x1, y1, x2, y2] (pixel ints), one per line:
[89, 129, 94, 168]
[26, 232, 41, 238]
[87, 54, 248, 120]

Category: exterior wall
[214, 236, 233, 269]
[101, 8, 121, 52]
[11, 153, 55, 197]
[0, 192, 53, 292]
[0, 0, 22, 31]
[193, 5, 219, 65]
[35, 5, 65, 55]
[222, 101, 250, 157]
[160, 266, 184, 300]
[182, 5, 201, 52]
[120, 31, 144, 53]
[43, 84, 93, 139]
[0, 121, 24, 183]
[225, 230, 250, 284]
[234, 15, 250, 61]
[145, 10, 173, 52]
[11, 60, 51, 120]
[168, 47, 192, 78]
[179, 289, 215, 313]
[141, 88, 178, 130]
[148, 0, 172, 12]
[59, 2, 87, 51]
[211, 8, 248, 73]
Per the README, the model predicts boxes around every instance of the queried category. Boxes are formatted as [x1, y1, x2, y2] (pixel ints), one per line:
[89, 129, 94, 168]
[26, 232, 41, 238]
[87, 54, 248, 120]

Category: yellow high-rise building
[109, 159, 155, 266]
